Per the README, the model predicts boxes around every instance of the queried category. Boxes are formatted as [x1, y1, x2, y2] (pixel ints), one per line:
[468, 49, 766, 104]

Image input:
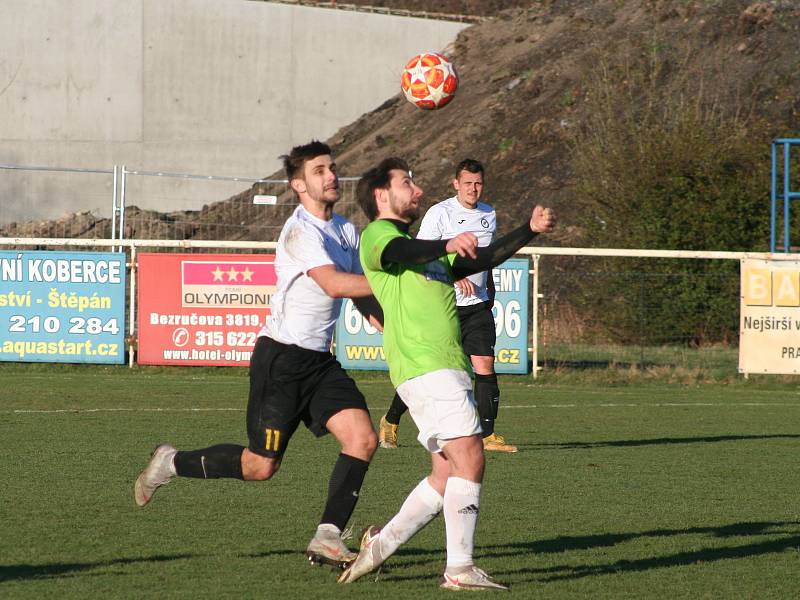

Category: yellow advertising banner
[739, 259, 800, 374]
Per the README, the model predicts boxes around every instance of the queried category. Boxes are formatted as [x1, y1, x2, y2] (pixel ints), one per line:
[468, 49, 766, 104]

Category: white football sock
[379, 477, 443, 559]
[443, 476, 481, 569]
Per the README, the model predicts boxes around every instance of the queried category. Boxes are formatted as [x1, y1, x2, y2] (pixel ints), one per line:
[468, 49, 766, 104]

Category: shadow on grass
[480, 520, 800, 583]
[531, 534, 800, 582]
[529, 434, 800, 450]
[0, 553, 193, 583]
[377, 521, 800, 583]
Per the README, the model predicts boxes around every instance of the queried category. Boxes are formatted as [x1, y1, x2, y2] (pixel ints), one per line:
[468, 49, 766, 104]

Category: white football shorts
[396, 368, 482, 453]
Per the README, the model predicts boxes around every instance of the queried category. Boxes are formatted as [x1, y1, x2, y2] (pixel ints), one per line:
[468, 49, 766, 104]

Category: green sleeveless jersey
[360, 219, 471, 387]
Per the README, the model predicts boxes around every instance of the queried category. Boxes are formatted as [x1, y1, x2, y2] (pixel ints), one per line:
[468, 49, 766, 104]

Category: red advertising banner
[137, 253, 275, 366]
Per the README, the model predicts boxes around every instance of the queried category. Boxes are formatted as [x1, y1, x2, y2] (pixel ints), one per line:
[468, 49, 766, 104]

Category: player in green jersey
[338, 157, 555, 591]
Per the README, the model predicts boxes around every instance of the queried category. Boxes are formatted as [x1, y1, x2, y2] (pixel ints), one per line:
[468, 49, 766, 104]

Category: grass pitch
[1, 364, 799, 599]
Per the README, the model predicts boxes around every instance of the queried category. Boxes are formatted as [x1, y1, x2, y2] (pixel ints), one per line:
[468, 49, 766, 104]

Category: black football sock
[174, 444, 245, 479]
[320, 453, 370, 531]
[474, 373, 498, 438]
[385, 392, 408, 425]
[489, 374, 501, 420]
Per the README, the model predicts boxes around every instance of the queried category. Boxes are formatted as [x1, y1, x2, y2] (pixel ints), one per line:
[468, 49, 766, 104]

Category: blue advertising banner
[0, 251, 126, 364]
[335, 258, 530, 374]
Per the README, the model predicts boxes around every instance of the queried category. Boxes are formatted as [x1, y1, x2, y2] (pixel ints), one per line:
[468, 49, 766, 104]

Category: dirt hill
[3, 0, 799, 242]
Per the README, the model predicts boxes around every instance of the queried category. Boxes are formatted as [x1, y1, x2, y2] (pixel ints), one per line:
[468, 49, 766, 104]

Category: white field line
[6, 402, 799, 415]
[10, 407, 243, 414]
[502, 402, 800, 408]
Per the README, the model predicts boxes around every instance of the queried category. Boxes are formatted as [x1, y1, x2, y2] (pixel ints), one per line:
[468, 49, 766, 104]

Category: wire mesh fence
[0, 165, 116, 237]
[0, 162, 361, 247]
[119, 171, 361, 246]
[536, 254, 742, 372]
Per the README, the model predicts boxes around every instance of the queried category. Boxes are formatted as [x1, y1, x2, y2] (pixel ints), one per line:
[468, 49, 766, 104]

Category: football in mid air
[401, 53, 458, 110]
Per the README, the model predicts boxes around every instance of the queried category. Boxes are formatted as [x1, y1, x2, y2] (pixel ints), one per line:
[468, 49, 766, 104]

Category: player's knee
[250, 461, 280, 481]
[365, 428, 378, 455]
[242, 453, 280, 481]
[360, 428, 379, 458]
[342, 428, 378, 461]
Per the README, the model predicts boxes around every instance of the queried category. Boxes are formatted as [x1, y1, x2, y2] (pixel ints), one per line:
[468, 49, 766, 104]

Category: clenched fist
[530, 206, 556, 234]
[445, 232, 479, 259]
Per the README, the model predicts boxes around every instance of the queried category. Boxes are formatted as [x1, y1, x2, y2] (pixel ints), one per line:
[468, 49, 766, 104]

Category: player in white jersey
[134, 141, 382, 571]
[378, 159, 518, 453]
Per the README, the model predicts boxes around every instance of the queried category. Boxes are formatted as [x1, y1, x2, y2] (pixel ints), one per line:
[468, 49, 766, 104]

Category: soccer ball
[401, 53, 458, 110]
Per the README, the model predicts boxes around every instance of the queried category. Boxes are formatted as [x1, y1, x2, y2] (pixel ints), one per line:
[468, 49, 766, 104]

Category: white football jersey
[416, 196, 496, 306]
[261, 204, 362, 351]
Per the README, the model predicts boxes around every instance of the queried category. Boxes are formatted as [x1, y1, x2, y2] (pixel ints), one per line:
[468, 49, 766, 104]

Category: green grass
[2, 364, 800, 598]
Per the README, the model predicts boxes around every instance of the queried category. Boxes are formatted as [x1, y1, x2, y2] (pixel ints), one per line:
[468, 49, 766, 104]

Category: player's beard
[389, 191, 419, 223]
[319, 185, 341, 205]
[306, 178, 340, 206]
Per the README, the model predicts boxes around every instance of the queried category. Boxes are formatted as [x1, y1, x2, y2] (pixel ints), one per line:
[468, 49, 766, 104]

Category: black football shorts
[246, 336, 367, 458]
[457, 301, 497, 358]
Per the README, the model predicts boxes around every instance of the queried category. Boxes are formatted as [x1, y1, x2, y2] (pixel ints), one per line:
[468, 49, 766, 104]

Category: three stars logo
[181, 260, 276, 309]
[211, 266, 254, 283]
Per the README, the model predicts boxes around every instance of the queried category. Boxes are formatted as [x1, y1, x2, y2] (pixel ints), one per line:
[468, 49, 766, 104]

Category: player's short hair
[357, 157, 410, 222]
[281, 140, 332, 181]
[455, 158, 484, 180]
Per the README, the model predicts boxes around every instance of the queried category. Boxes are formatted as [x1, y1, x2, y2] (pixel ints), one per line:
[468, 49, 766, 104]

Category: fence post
[112, 165, 119, 247]
[119, 165, 127, 243]
[531, 254, 540, 378]
[128, 243, 137, 368]
[771, 139, 800, 253]
[770, 142, 777, 253]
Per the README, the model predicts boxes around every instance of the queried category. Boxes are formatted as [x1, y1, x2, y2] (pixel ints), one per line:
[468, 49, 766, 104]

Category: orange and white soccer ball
[401, 53, 458, 110]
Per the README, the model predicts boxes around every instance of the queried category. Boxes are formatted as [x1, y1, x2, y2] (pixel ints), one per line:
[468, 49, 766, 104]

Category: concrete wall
[0, 0, 467, 223]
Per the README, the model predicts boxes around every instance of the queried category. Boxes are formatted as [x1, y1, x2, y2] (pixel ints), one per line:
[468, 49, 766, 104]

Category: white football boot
[306, 524, 357, 570]
[337, 526, 385, 583]
[440, 565, 509, 591]
[134, 443, 177, 507]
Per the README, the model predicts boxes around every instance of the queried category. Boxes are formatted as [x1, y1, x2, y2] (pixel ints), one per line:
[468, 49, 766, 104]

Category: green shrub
[568, 49, 772, 344]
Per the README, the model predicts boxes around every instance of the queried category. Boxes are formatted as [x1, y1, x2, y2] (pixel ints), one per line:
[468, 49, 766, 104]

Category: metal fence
[537, 257, 742, 372]
[526, 247, 800, 374]
[0, 163, 361, 245]
[119, 168, 361, 244]
[0, 164, 117, 238]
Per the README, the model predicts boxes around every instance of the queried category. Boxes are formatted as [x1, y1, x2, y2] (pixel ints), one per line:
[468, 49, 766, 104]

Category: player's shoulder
[423, 196, 458, 220]
[289, 205, 316, 228]
[475, 201, 495, 215]
[435, 196, 460, 212]
[284, 208, 322, 238]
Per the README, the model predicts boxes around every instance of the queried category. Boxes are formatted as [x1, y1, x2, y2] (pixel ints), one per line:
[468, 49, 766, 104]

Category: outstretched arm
[381, 233, 478, 267]
[308, 265, 374, 298]
[452, 206, 555, 279]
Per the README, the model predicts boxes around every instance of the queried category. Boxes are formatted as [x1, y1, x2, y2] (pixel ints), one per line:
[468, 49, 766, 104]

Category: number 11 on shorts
[265, 428, 281, 452]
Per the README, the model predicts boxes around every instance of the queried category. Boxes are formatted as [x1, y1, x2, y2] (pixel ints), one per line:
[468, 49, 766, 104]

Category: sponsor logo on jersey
[422, 260, 451, 284]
